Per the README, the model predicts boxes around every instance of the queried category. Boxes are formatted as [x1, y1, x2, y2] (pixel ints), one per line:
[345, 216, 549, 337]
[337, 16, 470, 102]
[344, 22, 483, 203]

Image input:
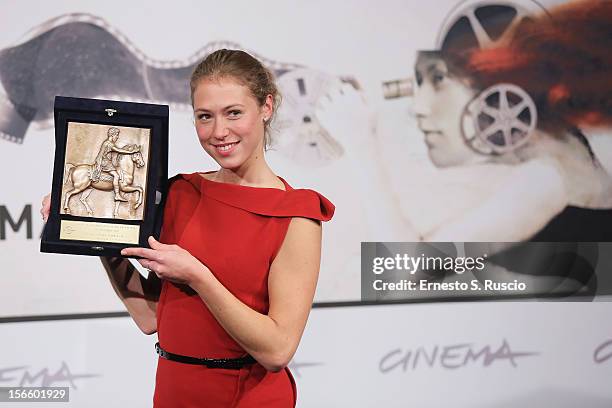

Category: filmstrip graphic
[0, 13, 358, 167]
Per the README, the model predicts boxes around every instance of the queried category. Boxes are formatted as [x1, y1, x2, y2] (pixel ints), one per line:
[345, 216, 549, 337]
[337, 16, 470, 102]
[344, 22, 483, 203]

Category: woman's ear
[262, 94, 274, 121]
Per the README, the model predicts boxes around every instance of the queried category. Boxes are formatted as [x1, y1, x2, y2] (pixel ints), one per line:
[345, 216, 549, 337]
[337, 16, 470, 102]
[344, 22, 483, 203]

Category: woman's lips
[422, 131, 442, 147]
[214, 141, 240, 156]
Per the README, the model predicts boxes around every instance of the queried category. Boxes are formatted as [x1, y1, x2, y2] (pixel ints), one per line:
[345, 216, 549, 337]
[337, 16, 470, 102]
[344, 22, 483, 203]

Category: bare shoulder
[286, 217, 322, 239]
[273, 217, 322, 267]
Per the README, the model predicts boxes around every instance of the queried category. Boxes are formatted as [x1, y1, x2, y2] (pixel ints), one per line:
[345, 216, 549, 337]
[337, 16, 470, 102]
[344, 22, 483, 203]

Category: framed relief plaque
[41, 96, 169, 256]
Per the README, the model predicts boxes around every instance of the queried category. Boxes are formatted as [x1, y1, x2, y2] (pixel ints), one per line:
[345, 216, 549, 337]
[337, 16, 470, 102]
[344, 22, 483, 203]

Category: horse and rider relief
[60, 123, 149, 220]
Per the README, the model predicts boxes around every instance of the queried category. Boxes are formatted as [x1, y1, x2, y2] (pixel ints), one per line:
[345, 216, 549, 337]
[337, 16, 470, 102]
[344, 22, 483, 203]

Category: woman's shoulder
[165, 172, 335, 222]
[274, 177, 336, 222]
[165, 173, 202, 203]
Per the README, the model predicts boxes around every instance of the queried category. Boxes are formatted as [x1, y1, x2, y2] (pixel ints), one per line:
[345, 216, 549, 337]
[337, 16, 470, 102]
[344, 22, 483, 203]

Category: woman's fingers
[138, 259, 164, 276]
[148, 236, 172, 250]
[121, 247, 159, 260]
[137, 258, 151, 269]
[40, 193, 51, 222]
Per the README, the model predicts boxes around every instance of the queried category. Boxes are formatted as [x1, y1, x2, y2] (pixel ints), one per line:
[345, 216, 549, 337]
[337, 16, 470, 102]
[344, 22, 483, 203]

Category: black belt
[155, 342, 256, 370]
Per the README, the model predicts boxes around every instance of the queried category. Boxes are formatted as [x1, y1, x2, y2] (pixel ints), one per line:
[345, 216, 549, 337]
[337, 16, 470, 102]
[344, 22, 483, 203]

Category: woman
[406, 0, 611, 299]
[413, 0, 612, 242]
[42, 49, 335, 407]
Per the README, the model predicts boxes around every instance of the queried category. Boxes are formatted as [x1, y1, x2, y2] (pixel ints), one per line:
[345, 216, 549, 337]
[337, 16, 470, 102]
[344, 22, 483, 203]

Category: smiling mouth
[213, 141, 240, 152]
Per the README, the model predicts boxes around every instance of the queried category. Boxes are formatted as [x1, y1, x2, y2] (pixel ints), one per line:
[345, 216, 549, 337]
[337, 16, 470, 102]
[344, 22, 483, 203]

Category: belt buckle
[155, 342, 167, 359]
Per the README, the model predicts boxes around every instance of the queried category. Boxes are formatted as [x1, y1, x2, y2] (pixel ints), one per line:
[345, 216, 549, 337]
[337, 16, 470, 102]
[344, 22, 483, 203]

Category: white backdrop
[1, 0, 611, 407]
[1, 303, 611, 407]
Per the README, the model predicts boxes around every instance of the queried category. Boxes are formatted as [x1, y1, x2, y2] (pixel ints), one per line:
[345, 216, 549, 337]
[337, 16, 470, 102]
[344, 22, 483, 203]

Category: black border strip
[0, 299, 439, 323]
[0, 311, 129, 324]
[1, 292, 598, 323]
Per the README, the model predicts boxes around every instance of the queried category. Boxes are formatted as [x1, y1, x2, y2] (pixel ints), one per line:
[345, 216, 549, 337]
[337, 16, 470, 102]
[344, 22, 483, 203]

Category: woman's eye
[228, 110, 242, 118]
[415, 72, 423, 86]
[432, 73, 445, 86]
[196, 113, 210, 121]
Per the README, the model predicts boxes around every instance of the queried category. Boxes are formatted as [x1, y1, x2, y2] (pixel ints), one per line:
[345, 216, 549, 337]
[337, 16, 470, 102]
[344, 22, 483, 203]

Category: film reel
[436, 0, 548, 50]
[461, 83, 537, 155]
[272, 68, 346, 167]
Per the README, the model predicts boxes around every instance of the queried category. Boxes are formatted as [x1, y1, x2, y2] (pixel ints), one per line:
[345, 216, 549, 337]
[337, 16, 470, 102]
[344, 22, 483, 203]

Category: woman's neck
[212, 157, 281, 189]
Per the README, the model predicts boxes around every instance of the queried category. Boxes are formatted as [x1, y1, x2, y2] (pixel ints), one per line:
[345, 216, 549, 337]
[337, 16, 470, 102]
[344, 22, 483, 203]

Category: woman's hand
[40, 194, 51, 222]
[121, 236, 209, 286]
[316, 82, 374, 152]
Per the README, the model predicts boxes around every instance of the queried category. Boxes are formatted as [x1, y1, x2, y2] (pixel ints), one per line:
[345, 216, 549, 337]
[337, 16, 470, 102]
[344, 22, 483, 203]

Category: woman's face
[192, 76, 271, 170]
[413, 53, 482, 167]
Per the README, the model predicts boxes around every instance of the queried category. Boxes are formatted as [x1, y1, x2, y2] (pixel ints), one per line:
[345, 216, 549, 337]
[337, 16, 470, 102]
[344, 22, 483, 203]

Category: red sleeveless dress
[153, 172, 335, 408]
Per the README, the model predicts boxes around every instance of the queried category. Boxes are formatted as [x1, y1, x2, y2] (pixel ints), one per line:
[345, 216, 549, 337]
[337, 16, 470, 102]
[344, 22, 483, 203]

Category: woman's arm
[426, 159, 568, 242]
[111, 144, 139, 154]
[122, 218, 322, 372]
[191, 217, 321, 372]
[41, 193, 161, 334]
[316, 83, 421, 240]
[99, 256, 161, 335]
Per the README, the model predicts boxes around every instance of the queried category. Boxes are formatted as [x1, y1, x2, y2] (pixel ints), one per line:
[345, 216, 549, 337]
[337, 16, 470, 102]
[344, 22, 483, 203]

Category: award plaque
[41, 96, 169, 256]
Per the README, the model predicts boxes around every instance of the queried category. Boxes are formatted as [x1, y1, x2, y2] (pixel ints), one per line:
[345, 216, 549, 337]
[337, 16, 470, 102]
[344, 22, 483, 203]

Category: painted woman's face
[413, 52, 482, 167]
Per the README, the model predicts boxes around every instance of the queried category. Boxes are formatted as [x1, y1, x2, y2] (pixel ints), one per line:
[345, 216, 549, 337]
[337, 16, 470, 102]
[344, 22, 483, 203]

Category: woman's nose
[212, 118, 229, 139]
[412, 85, 432, 118]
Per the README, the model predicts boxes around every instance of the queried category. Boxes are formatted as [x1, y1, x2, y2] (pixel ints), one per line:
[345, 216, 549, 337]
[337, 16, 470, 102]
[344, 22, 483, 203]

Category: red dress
[153, 172, 335, 408]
